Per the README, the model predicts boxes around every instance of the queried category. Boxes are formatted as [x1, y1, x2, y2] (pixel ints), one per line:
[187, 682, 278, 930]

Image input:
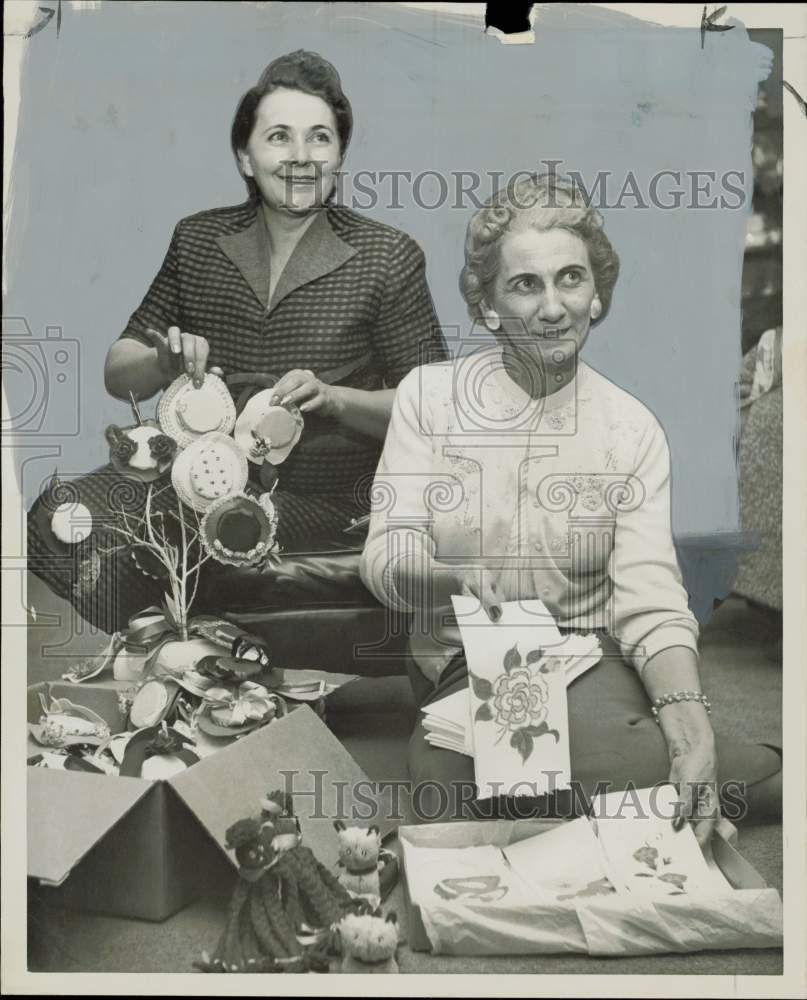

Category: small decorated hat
[170, 432, 248, 513]
[105, 421, 177, 483]
[158, 373, 237, 450]
[196, 683, 285, 738]
[234, 389, 303, 466]
[128, 678, 182, 730]
[200, 491, 278, 566]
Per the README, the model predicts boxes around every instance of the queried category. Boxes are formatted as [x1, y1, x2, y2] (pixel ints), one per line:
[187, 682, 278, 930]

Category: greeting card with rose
[451, 596, 572, 800]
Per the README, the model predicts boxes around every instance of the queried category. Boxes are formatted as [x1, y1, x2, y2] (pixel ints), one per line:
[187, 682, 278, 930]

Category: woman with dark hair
[361, 173, 782, 835]
[28, 50, 447, 633]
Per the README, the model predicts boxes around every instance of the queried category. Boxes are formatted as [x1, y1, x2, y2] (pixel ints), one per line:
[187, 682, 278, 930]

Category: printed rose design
[470, 643, 560, 764]
[492, 668, 548, 733]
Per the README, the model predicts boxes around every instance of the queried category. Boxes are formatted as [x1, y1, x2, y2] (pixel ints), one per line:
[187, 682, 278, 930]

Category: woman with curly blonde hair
[361, 173, 782, 833]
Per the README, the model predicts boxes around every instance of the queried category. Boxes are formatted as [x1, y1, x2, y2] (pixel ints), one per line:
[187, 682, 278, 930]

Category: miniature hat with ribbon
[119, 723, 200, 779]
[200, 491, 278, 567]
[171, 432, 248, 513]
[106, 393, 178, 482]
[29, 694, 112, 748]
[158, 372, 237, 450]
[105, 422, 177, 483]
[234, 390, 304, 466]
[128, 678, 183, 730]
[196, 683, 286, 738]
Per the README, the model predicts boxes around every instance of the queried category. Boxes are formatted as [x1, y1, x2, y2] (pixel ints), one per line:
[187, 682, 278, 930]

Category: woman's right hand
[430, 566, 502, 646]
[144, 326, 222, 390]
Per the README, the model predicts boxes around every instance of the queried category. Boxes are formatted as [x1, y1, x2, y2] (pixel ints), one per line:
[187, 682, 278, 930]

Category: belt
[226, 352, 375, 415]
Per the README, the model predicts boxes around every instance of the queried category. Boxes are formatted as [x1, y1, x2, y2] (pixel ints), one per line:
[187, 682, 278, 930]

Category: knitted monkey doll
[196, 791, 363, 973]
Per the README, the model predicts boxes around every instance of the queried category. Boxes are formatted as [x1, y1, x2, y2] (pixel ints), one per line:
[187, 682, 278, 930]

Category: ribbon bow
[208, 682, 284, 727]
[62, 609, 240, 684]
[231, 632, 272, 669]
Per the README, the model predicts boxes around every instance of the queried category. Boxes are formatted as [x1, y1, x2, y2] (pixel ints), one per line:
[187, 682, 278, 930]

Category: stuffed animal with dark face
[224, 817, 277, 881]
[338, 910, 399, 973]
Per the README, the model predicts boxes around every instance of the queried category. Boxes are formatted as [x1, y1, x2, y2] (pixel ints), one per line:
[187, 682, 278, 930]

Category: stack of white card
[422, 602, 602, 760]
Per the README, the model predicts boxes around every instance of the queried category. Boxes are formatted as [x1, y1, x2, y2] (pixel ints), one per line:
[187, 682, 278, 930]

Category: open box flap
[710, 828, 769, 890]
[28, 769, 151, 885]
[168, 705, 392, 869]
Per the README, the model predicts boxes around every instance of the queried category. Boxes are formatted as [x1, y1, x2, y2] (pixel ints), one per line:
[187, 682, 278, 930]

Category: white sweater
[360, 348, 699, 682]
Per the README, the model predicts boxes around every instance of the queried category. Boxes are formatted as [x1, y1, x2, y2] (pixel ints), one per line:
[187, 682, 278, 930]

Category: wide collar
[216, 201, 358, 314]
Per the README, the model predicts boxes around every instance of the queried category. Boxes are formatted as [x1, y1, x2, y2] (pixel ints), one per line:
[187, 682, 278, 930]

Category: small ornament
[157, 372, 236, 449]
[200, 492, 278, 566]
[234, 389, 303, 466]
[105, 421, 176, 482]
[50, 501, 93, 544]
[170, 432, 248, 513]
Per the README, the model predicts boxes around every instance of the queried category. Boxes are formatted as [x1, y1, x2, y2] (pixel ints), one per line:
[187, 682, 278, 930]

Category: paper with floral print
[422, 630, 602, 756]
[452, 595, 571, 800]
[591, 784, 730, 897]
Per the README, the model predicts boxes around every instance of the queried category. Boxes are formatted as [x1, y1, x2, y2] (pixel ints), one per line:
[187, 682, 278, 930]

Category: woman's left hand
[270, 369, 340, 418]
[667, 733, 719, 848]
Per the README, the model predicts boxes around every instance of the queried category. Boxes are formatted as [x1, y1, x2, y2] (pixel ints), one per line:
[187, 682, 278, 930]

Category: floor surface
[25, 576, 784, 976]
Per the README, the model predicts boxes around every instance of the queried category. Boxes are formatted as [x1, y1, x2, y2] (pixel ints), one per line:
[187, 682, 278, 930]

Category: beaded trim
[650, 690, 712, 723]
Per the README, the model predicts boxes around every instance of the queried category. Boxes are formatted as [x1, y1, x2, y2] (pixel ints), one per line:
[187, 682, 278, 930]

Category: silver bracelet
[650, 690, 712, 724]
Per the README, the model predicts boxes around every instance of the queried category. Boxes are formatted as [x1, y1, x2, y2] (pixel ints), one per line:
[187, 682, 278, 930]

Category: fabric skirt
[406, 635, 781, 823]
[26, 463, 364, 635]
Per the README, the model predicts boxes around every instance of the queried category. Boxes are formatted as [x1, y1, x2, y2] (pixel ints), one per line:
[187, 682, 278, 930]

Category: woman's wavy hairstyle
[231, 50, 353, 197]
[459, 173, 620, 325]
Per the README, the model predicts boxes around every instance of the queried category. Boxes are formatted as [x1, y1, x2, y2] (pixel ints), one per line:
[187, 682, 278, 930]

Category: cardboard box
[399, 818, 781, 956]
[28, 682, 391, 921]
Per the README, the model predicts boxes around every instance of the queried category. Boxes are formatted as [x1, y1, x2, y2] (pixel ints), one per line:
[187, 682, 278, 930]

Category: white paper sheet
[401, 812, 782, 957]
[591, 785, 731, 897]
[402, 843, 526, 907]
[502, 816, 616, 901]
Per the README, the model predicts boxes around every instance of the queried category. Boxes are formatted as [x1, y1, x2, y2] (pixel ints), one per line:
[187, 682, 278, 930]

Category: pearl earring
[590, 297, 602, 320]
[482, 307, 500, 332]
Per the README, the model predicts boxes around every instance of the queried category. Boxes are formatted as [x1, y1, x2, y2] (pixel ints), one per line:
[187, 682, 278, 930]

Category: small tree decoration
[98, 483, 211, 641]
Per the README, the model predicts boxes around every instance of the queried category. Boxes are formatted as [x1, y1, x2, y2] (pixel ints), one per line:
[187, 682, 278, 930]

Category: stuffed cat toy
[334, 821, 382, 901]
[338, 910, 399, 974]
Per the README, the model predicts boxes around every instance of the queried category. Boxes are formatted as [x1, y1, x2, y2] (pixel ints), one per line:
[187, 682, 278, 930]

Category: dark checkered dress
[27, 199, 447, 633]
